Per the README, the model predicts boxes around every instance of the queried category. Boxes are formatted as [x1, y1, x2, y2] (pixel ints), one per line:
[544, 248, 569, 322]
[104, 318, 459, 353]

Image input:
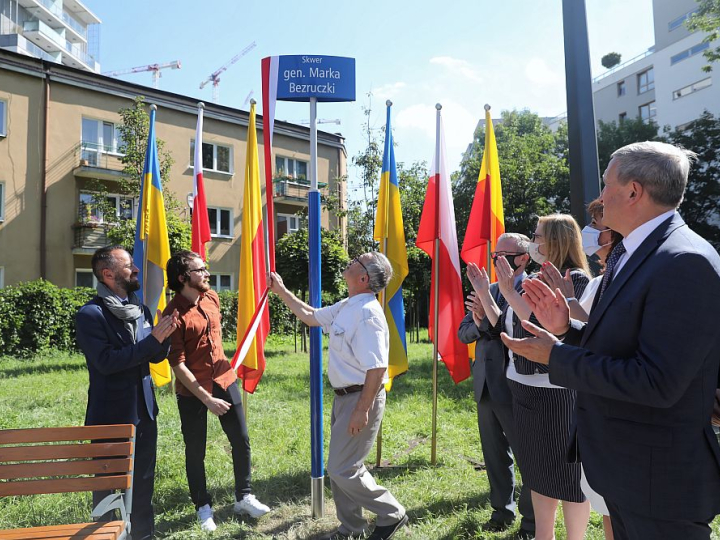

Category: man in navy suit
[501, 142, 720, 539]
[76, 246, 177, 540]
[458, 233, 534, 538]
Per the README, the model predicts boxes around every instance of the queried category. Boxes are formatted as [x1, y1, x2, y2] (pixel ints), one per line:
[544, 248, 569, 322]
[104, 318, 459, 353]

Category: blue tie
[598, 241, 626, 300]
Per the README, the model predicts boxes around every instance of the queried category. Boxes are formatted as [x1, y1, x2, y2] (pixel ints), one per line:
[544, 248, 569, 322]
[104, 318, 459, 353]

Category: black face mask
[492, 253, 523, 273]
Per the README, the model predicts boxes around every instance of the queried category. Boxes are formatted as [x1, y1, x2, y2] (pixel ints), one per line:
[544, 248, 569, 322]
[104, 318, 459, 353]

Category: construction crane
[200, 41, 256, 103]
[102, 60, 181, 89]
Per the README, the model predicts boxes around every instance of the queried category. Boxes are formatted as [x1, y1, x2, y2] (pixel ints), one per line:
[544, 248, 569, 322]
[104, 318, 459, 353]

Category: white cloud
[430, 56, 483, 84]
[372, 82, 407, 102]
[525, 57, 561, 86]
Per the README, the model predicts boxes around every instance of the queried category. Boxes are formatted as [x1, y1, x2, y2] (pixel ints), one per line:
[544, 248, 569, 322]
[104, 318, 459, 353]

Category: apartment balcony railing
[64, 40, 97, 70]
[74, 141, 127, 181]
[71, 221, 110, 250]
[274, 177, 328, 204]
[592, 48, 655, 84]
[62, 11, 86, 40]
[23, 20, 65, 52]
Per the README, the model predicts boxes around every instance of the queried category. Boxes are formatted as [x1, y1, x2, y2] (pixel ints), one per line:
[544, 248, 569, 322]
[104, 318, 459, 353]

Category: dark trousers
[606, 499, 712, 540]
[93, 414, 157, 540]
[477, 386, 535, 532]
[177, 382, 252, 509]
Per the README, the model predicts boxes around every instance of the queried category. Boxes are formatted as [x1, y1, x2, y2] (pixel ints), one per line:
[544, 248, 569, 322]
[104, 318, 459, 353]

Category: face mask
[581, 226, 611, 257]
[528, 242, 547, 265]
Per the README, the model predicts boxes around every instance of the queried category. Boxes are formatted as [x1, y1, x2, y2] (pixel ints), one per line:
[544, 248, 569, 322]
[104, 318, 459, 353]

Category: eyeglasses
[490, 251, 524, 261]
[530, 232, 543, 242]
[188, 267, 210, 275]
[348, 257, 369, 274]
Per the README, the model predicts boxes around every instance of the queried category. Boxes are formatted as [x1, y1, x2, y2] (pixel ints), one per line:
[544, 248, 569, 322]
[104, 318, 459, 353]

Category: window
[669, 9, 698, 31]
[0, 182, 4, 222]
[190, 140, 233, 173]
[208, 207, 232, 237]
[209, 274, 233, 292]
[671, 42, 710, 65]
[618, 112, 627, 123]
[0, 99, 6, 137]
[617, 81, 626, 97]
[277, 213, 300, 235]
[275, 156, 308, 180]
[637, 68, 654, 94]
[639, 102, 657, 122]
[673, 77, 712, 100]
[81, 118, 123, 165]
[75, 269, 98, 288]
[79, 192, 135, 224]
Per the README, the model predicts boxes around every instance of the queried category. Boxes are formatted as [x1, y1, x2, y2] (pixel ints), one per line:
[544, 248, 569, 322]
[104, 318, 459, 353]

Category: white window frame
[617, 81, 626, 97]
[673, 77, 712, 100]
[208, 207, 233, 238]
[79, 191, 136, 224]
[275, 156, 308, 180]
[637, 68, 654, 94]
[190, 139, 234, 174]
[669, 9, 698, 32]
[75, 269, 98, 288]
[0, 181, 5, 222]
[209, 273, 234, 292]
[81, 117, 123, 156]
[671, 42, 710, 66]
[0, 99, 6, 137]
[277, 213, 301, 234]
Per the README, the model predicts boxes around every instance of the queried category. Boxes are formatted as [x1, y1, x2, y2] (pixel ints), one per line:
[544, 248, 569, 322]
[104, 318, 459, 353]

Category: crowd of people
[74, 140, 720, 540]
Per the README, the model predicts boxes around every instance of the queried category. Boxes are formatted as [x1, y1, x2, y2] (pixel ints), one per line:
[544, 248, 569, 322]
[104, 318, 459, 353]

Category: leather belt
[334, 384, 364, 396]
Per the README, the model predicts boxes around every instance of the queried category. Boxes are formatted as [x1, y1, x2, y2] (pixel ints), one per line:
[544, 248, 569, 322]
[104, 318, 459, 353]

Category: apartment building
[593, 0, 719, 130]
[0, 48, 347, 290]
[0, 0, 100, 72]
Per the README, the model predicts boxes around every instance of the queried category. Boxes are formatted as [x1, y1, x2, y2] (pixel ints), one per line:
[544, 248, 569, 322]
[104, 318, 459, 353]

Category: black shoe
[481, 519, 512, 532]
[367, 514, 409, 540]
[515, 527, 535, 540]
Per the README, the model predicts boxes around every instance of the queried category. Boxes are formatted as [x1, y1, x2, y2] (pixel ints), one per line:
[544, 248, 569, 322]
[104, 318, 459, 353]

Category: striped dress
[493, 269, 589, 502]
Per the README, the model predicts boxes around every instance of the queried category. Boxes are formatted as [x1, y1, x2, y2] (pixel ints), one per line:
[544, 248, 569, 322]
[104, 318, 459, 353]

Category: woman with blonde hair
[468, 213, 591, 540]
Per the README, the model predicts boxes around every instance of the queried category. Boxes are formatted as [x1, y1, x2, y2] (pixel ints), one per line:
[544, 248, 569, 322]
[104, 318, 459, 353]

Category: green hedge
[0, 280, 300, 358]
[0, 280, 95, 357]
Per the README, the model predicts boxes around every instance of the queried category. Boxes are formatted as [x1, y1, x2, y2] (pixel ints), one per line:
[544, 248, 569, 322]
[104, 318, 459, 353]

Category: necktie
[598, 241, 626, 300]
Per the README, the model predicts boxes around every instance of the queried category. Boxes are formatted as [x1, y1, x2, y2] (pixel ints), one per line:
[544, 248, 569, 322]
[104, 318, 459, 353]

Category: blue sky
[92, 0, 654, 199]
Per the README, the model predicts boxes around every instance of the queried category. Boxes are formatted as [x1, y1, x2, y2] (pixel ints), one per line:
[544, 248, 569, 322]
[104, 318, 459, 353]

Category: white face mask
[581, 225, 611, 257]
[528, 242, 547, 264]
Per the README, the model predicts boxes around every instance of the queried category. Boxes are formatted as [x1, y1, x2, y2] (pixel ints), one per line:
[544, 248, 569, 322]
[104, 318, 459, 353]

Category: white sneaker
[197, 504, 217, 532]
[233, 494, 270, 518]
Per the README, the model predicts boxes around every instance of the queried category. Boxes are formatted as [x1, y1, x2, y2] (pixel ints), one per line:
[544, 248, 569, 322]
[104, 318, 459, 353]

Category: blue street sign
[276, 55, 355, 102]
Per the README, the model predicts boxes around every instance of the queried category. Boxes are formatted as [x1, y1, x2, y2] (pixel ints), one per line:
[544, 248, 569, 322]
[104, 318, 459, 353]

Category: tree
[666, 111, 720, 248]
[596, 117, 660, 174]
[601, 52, 622, 69]
[454, 109, 570, 239]
[686, 3, 720, 71]
[106, 212, 191, 255]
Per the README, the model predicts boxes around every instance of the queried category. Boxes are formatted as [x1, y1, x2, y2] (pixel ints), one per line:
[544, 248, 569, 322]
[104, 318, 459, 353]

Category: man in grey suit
[458, 233, 534, 538]
[502, 142, 720, 540]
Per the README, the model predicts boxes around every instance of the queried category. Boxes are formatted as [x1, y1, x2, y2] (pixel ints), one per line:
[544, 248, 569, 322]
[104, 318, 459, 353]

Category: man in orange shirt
[164, 250, 270, 532]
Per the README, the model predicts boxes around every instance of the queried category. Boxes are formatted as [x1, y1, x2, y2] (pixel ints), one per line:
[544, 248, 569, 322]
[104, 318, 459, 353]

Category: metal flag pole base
[311, 475, 325, 518]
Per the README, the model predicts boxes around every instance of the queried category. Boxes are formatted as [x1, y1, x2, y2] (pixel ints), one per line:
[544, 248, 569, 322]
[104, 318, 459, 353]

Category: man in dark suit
[76, 246, 177, 540]
[501, 141, 720, 539]
[458, 233, 534, 538]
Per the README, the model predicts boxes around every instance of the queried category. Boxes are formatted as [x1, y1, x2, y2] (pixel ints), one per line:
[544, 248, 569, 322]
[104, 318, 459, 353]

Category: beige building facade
[0, 48, 347, 290]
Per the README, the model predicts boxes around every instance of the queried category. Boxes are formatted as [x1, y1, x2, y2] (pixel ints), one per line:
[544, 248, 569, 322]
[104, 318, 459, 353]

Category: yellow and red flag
[231, 102, 270, 393]
[461, 106, 505, 282]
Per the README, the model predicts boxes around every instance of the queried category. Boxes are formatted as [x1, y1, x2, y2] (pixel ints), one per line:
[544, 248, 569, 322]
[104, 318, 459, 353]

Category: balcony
[62, 11, 86, 42]
[62, 39, 98, 71]
[17, 0, 64, 29]
[22, 20, 65, 55]
[274, 177, 327, 206]
[73, 141, 127, 181]
[71, 222, 110, 253]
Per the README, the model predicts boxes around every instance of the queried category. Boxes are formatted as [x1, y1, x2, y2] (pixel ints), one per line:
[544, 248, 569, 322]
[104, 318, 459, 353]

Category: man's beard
[190, 280, 211, 293]
[117, 275, 140, 294]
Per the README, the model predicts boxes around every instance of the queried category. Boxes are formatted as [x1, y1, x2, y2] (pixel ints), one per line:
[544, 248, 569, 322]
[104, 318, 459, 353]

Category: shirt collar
[622, 209, 676, 259]
[513, 271, 527, 287]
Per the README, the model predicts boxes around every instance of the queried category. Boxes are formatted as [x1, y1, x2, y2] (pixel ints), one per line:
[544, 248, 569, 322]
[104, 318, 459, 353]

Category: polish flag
[192, 103, 211, 260]
[416, 107, 470, 384]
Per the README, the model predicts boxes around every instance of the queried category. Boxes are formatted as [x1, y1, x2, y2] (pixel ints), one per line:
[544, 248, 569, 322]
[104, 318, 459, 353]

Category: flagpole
[376, 99, 393, 468]
[308, 96, 325, 519]
[485, 105, 493, 281]
[431, 103, 441, 466]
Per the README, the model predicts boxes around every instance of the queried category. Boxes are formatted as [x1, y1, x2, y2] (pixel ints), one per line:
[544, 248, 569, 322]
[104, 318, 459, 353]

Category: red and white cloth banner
[192, 103, 211, 260]
[261, 56, 279, 270]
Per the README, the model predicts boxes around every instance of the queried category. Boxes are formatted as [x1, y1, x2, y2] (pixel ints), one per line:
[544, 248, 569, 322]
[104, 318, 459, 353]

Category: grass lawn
[0, 334, 715, 539]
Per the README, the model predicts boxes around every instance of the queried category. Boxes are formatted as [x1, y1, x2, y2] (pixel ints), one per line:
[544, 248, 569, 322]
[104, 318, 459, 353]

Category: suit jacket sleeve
[550, 251, 720, 407]
[76, 304, 168, 376]
[458, 312, 482, 344]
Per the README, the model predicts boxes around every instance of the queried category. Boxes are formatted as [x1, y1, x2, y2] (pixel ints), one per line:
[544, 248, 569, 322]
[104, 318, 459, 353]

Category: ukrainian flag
[133, 105, 172, 387]
[374, 102, 409, 391]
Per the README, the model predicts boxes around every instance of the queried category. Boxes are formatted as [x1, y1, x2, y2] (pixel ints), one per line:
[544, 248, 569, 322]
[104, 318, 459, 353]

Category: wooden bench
[0, 424, 136, 540]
